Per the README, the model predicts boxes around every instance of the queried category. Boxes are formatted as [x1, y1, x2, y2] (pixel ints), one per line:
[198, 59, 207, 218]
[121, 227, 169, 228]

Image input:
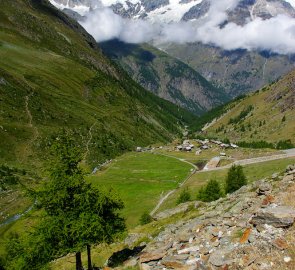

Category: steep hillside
[100, 40, 227, 115]
[202, 69, 295, 144]
[0, 0, 196, 170]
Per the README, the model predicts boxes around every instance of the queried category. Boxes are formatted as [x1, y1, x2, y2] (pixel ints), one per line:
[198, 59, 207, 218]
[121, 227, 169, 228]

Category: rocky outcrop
[251, 206, 295, 228]
[114, 165, 295, 269]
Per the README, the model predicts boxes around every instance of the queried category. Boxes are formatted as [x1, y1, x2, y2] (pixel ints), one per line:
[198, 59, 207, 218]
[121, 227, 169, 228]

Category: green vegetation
[159, 158, 295, 211]
[176, 188, 191, 205]
[88, 152, 193, 227]
[197, 179, 223, 202]
[225, 165, 247, 194]
[140, 212, 153, 225]
[0, 165, 22, 191]
[3, 135, 125, 270]
[237, 140, 275, 149]
[228, 105, 254, 124]
[203, 71, 295, 144]
[0, 0, 196, 172]
[276, 140, 295, 150]
[237, 140, 294, 150]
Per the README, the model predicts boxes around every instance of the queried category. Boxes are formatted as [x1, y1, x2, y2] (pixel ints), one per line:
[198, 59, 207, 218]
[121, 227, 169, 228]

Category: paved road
[198, 149, 295, 173]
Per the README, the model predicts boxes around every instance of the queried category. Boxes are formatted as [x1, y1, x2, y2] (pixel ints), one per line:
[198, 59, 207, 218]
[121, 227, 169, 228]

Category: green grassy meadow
[88, 152, 193, 227]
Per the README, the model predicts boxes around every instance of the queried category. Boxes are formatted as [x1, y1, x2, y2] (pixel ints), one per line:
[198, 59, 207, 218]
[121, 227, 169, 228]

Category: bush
[236, 140, 274, 149]
[228, 105, 254, 124]
[140, 212, 153, 225]
[176, 188, 191, 205]
[276, 140, 294, 150]
[197, 179, 223, 202]
[225, 165, 247, 194]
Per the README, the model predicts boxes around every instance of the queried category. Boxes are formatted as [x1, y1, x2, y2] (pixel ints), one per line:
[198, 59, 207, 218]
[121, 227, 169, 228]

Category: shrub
[225, 165, 247, 194]
[276, 140, 294, 150]
[176, 188, 191, 205]
[236, 140, 274, 149]
[197, 179, 223, 202]
[140, 212, 153, 225]
[228, 105, 254, 124]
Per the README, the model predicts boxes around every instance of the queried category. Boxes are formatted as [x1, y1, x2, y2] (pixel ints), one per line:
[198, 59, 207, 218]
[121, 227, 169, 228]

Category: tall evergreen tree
[6, 134, 126, 270]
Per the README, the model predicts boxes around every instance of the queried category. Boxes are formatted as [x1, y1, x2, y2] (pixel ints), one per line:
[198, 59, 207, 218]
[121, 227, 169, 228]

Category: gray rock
[251, 206, 295, 228]
[0, 78, 7, 85]
[208, 248, 234, 267]
[257, 182, 272, 195]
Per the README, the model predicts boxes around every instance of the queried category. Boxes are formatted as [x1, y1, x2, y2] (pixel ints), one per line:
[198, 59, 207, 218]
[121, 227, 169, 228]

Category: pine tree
[176, 188, 191, 205]
[225, 165, 247, 194]
[197, 179, 223, 202]
[6, 134, 126, 270]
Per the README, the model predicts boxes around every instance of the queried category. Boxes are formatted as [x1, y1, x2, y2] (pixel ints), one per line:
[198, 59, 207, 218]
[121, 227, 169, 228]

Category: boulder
[256, 182, 272, 196]
[251, 206, 295, 227]
[140, 251, 166, 263]
[209, 248, 234, 267]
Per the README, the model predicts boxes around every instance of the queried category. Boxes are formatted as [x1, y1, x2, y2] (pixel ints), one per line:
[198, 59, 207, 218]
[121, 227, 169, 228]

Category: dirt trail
[83, 122, 96, 161]
[25, 94, 39, 140]
[150, 153, 197, 216]
[21, 94, 39, 162]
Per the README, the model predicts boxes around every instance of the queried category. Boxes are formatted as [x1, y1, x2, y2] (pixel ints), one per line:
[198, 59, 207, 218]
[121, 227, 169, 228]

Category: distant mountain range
[50, 0, 295, 22]
[100, 40, 228, 115]
[51, 0, 295, 106]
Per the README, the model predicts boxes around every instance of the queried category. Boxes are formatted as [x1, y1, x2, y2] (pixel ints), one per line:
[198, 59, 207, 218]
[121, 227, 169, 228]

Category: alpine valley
[1, 1, 295, 270]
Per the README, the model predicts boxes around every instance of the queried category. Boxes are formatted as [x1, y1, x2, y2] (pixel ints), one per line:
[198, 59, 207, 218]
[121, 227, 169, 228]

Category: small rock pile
[116, 165, 295, 270]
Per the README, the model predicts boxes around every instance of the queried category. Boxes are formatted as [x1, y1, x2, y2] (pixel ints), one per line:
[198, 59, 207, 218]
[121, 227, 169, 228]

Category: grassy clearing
[88, 152, 193, 227]
[158, 157, 295, 211]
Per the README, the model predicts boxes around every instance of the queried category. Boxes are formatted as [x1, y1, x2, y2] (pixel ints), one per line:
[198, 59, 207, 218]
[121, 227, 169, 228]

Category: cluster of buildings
[175, 139, 239, 153]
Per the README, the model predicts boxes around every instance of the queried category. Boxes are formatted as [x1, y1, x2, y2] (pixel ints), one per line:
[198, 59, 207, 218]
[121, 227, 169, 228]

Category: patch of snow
[49, 0, 90, 15]
[146, 0, 203, 23]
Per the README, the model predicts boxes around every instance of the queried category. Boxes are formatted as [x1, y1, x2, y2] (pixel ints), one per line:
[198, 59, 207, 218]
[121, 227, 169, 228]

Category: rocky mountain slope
[100, 40, 228, 115]
[0, 0, 196, 170]
[163, 43, 295, 97]
[200, 68, 295, 144]
[121, 164, 295, 270]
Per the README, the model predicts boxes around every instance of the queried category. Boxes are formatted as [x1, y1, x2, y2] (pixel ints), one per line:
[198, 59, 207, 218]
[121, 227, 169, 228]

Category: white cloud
[79, 0, 295, 54]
